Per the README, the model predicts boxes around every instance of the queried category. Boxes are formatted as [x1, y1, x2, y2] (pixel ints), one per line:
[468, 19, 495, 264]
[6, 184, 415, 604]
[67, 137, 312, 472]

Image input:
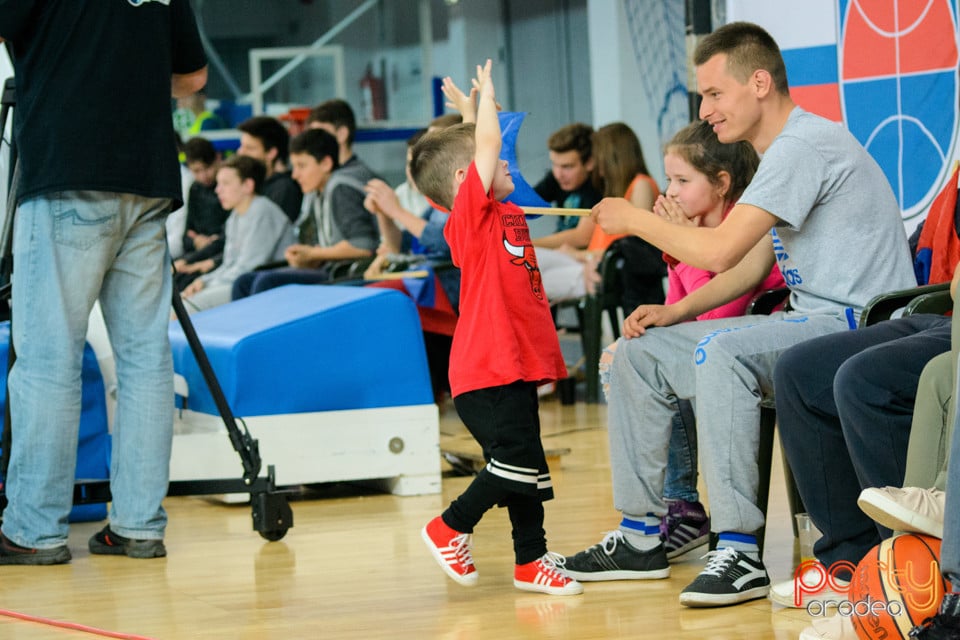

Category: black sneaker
[661, 499, 710, 559]
[88, 526, 166, 559]
[0, 532, 71, 565]
[910, 593, 960, 638]
[679, 547, 770, 607]
[559, 530, 670, 581]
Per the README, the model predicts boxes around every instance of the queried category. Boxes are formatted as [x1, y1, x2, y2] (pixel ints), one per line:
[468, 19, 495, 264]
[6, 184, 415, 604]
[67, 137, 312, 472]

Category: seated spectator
[166, 131, 193, 259]
[230, 128, 379, 299]
[180, 156, 292, 313]
[595, 119, 782, 559]
[305, 98, 379, 189]
[533, 122, 602, 238]
[177, 88, 227, 134]
[535, 121, 657, 304]
[559, 22, 916, 609]
[173, 137, 230, 291]
[364, 127, 459, 310]
[237, 115, 302, 223]
[771, 262, 957, 611]
[798, 275, 960, 639]
[363, 127, 461, 401]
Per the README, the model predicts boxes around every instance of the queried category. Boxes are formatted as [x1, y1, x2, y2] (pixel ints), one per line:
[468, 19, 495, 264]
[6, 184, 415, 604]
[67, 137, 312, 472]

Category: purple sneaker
[660, 500, 710, 559]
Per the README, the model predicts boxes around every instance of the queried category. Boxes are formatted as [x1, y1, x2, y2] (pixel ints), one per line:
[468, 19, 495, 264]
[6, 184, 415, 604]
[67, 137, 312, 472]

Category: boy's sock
[619, 515, 662, 550]
[716, 532, 760, 559]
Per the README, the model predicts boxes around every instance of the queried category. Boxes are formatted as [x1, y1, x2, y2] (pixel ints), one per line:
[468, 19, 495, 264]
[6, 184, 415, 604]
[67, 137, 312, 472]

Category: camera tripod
[0, 76, 293, 542]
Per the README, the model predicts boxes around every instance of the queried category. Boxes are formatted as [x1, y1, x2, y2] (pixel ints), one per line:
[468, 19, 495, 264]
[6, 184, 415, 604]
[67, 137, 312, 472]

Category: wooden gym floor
[0, 396, 819, 639]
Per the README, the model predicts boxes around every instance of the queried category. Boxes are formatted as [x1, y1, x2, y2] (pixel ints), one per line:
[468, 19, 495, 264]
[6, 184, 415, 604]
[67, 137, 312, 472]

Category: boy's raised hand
[441, 76, 476, 122]
[472, 59, 494, 103]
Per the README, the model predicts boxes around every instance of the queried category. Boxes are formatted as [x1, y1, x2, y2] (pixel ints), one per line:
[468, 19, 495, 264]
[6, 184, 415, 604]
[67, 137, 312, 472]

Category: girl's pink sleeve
[665, 266, 685, 305]
[669, 262, 713, 307]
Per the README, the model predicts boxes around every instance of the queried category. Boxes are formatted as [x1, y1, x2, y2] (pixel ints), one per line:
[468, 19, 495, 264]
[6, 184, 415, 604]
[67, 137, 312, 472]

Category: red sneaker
[515, 552, 583, 595]
[421, 516, 478, 586]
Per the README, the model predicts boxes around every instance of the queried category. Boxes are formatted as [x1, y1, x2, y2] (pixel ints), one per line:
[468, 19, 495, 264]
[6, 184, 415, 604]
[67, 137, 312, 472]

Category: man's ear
[321, 156, 335, 173]
[584, 156, 596, 172]
[752, 69, 774, 98]
[335, 125, 350, 147]
[455, 167, 467, 185]
[266, 146, 280, 165]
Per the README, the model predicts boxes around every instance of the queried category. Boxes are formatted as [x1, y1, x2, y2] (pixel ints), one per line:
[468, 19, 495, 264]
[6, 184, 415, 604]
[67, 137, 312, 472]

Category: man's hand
[592, 197, 642, 237]
[622, 304, 684, 338]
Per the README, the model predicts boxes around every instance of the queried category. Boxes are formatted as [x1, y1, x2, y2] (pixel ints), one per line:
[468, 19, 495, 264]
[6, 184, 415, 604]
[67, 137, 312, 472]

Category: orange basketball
[849, 534, 947, 640]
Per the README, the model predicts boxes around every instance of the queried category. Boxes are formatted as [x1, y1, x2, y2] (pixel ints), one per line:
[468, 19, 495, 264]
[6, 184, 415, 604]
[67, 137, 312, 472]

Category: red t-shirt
[443, 163, 567, 397]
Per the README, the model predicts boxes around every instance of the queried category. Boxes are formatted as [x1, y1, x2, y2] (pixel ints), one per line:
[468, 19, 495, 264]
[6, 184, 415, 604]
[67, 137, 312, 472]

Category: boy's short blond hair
[409, 123, 476, 210]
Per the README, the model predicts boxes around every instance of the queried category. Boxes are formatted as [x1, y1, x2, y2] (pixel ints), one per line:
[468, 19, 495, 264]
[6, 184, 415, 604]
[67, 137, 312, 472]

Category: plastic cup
[795, 512, 821, 564]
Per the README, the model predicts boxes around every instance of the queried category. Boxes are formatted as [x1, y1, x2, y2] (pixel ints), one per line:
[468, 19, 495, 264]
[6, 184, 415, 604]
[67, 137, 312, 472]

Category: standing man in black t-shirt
[0, 0, 207, 564]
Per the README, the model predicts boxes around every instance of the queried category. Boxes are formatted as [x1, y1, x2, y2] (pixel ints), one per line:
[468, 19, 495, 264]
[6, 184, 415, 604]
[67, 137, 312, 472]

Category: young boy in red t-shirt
[410, 60, 581, 596]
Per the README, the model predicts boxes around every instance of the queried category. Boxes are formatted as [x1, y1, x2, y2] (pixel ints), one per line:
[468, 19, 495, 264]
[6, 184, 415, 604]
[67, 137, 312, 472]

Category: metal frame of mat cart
[0, 76, 293, 542]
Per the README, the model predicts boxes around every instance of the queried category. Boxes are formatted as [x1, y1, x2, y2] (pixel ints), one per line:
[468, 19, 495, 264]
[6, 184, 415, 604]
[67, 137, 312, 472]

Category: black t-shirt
[533, 170, 603, 232]
[0, 0, 207, 208]
[262, 171, 303, 224]
[182, 181, 229, 252]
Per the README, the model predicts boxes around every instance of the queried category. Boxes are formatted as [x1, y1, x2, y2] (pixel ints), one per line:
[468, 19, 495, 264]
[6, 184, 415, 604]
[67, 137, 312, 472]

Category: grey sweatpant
[608, 310, 850, 534]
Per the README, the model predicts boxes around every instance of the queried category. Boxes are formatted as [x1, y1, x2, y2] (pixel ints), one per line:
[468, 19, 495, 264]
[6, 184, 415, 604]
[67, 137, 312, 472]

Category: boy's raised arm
[472, 59, 501, 195]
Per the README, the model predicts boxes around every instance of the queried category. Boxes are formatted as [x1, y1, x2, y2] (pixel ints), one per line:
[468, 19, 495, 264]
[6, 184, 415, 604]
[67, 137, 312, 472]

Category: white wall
[587, 0, 690, 188]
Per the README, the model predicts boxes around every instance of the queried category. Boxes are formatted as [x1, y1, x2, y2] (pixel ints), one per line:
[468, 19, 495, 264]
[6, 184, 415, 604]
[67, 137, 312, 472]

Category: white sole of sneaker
[420, 526, 479, 587]
[857, 492, 943, 538]
[768, 587, 844, 609]
[679, 584, 770, 607]
[563, 566, 670, 582]
[514, 579, 584, 596]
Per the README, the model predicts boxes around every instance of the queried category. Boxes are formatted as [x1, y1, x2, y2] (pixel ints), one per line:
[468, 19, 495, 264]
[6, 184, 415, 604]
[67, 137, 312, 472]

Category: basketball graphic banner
[730, 0, 960, 225]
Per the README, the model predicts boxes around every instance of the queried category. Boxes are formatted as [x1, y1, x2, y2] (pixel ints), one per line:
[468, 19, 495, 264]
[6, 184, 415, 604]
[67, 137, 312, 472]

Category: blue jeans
[231, 266, 330, 300]
[664, 399, 699, 503]
[3, 191, 174, 548]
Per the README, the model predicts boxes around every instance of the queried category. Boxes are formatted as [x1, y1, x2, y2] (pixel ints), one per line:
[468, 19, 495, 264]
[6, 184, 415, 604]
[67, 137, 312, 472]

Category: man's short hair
[289, 128, 341, 171]
[307, 99, 357, 147]
[693, 21, 790, 96]
[409, 123, 476, 211]
[547, 123, 593, 164]
[237, 116, 291, 163]
[183, 136, 217, 166]
[222, 154, 266, 194]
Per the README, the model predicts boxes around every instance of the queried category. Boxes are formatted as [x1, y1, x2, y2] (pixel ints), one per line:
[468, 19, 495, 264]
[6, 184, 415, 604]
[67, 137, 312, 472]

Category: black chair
[580, 243, 629, 402]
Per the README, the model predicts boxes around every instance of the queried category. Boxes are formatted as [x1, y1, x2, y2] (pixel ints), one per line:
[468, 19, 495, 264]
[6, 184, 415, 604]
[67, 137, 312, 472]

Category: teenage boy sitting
[230, 128, 379, 299]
